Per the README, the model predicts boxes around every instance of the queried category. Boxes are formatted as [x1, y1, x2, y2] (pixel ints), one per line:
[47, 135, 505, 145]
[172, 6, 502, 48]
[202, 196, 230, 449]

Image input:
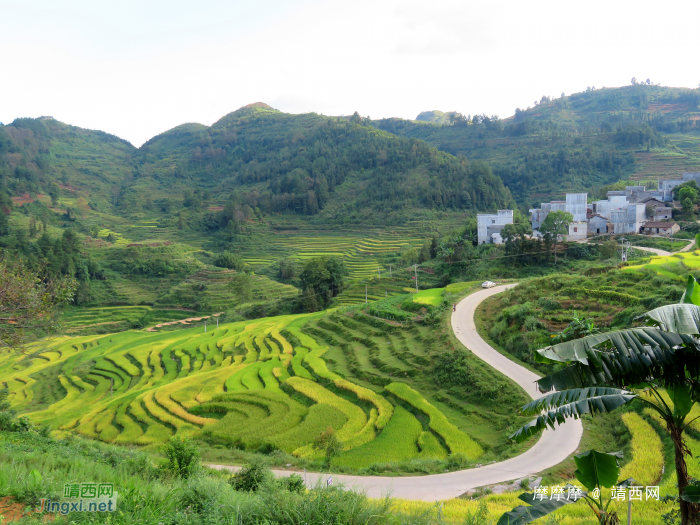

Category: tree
[539, 210, 573, 263]
[501, 222, 532, 256]
[429, 236, 439, 259]
[313, 426, 343, 467]
[299, 256, 347, 308]
[508, 277, 700, 524]
[48, 183, 60, 207]
[230, 273, 253, 303]
[631, 77, 637, 85]
[418, 239, 431, 263]
[0, 258, 76, 350]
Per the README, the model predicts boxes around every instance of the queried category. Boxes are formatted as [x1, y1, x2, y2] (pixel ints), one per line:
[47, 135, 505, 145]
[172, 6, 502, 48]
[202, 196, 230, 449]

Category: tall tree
[0, 258, 76, 350]
[540, 210, 573, 263]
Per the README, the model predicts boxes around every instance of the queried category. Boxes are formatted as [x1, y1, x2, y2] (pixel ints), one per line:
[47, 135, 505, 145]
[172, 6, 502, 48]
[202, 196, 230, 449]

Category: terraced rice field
[624, 249, 700, 281]
[237, 232, 424, 279]
[62, 306, 195, 333]
[1, 309, 482, 467]
[155, 268, 300, 311]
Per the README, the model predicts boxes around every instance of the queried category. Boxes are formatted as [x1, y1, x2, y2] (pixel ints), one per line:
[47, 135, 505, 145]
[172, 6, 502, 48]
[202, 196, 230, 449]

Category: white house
[477, 210, 513, 244]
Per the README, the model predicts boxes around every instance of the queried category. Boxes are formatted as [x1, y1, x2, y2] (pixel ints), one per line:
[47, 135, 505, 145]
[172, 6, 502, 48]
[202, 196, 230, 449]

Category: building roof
[639, 197, 665, 204]
[643, 221, 678, 228]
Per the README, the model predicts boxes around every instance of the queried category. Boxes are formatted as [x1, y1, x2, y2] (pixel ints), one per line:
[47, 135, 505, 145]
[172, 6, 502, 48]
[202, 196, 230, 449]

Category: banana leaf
[681, 275, 700, 306]
[644, 303, 700, 335]
[509, 391, 636, 443]
[535, 327, 684, 367]
[681, 485, 700, 503]
[574, 449, 623, 491]
[669, 383, 694, 419]
[518, 388, 633, 416]
[496, 484, 585, 525]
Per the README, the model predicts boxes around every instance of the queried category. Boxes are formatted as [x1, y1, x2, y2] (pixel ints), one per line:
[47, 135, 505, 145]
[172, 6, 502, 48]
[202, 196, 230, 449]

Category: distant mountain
[373, 85, 700, 205]
[0, 118, 137, 211]
[136, 104, 514, 220]
[0, 106, 514, 223]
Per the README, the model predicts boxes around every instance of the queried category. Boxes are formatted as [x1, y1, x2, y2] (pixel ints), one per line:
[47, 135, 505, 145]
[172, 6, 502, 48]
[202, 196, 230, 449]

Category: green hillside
[373, 85, 700, 205]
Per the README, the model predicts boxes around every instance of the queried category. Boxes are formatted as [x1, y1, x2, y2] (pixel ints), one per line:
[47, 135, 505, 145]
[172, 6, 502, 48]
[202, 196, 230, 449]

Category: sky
[2, 0, 699, 147]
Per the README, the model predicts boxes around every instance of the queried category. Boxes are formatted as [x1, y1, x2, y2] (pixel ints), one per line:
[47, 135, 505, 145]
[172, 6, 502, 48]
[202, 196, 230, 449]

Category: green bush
[536, 296, 561, 312]
[215, 251, 245, 270]
[229, 459, 273, 492]
[433, 349, 473, 387]
[162, 436, 200, 479]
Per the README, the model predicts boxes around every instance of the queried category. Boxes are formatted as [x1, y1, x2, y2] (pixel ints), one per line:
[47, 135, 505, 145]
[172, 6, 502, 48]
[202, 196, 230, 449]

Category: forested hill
[136, 104, 514, 220]
[0, 118, 138, 212]
[0, 105, 514, 223]
[371, 85, 700, 207]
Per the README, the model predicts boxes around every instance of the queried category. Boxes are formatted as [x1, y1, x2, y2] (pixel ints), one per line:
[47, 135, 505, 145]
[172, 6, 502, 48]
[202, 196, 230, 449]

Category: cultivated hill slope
[372, 85, 700, 205]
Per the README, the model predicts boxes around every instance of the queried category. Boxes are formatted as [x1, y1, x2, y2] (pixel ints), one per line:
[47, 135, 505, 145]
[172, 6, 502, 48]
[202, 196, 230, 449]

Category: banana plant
[498, 449, 632, 525]
[508, 275, 700, 525]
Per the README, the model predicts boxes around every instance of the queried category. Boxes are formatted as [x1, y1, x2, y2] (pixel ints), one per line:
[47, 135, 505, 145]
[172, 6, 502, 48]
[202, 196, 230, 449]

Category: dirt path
[146, 313, 222, 332]
[208, 285, 583, 501]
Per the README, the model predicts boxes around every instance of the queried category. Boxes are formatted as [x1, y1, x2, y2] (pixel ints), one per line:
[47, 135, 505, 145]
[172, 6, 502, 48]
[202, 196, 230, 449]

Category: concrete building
[658, 173, 700, 201]
[568, 221, 588, 241]
[477, 210, 513, 245]
[566, 193, 588, 222]
[627, 203, 646, 234]
[651, 207, 673, 221]
[642, 221, 680, 236]
[529, 194, 587, 229]
[589, 214, 608, 235]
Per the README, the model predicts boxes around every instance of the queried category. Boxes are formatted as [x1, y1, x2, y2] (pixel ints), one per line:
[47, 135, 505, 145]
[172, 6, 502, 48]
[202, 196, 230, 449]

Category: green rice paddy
[1, 305, 491, 469]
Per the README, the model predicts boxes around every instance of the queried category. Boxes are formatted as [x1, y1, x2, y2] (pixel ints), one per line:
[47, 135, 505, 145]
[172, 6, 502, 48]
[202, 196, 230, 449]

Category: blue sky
[2, 0, 699, 146]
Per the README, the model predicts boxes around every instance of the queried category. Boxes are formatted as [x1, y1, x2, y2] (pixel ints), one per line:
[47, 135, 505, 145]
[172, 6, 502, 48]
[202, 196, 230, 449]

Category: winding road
[209, 285, 583, 501]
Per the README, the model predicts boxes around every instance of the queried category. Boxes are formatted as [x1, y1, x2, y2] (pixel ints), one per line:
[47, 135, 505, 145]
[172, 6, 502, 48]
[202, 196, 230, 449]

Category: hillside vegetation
[372, 85, 700, 205]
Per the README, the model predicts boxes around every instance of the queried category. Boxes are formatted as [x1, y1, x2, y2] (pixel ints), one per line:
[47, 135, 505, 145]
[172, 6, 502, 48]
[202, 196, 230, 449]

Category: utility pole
[365, 285, 368, 304]
[204, 321, 207, 333]
[389, 264, 392, 277]
[378, 267, 380, 279]
[216, 317, 219, 329]
[414, 264, 418, 292]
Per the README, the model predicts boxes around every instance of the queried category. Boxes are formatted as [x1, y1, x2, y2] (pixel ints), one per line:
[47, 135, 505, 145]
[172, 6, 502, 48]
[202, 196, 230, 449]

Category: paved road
[209, 285, 583, 501]
[631, 246, 671, 256]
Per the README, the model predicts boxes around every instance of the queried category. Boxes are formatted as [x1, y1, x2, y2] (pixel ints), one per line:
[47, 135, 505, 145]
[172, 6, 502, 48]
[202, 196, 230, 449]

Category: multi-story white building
[658, 173, 700, 201]
[529, 193, 587, 240]
[477, 210, 514, 244]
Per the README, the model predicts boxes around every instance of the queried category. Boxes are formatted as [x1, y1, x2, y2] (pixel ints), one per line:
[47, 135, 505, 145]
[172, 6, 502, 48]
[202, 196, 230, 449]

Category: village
[476, 172, 700, 244]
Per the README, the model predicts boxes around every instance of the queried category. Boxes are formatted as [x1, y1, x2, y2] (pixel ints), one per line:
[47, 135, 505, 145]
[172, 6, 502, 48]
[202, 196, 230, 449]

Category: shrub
[280, 473, 305, 493]
[161, 436, 200, 479]
[229, 459, 273, 492]
[433, 349, 473, 388]
[214, 251, 245, 270]
[536, 296, 561, 312]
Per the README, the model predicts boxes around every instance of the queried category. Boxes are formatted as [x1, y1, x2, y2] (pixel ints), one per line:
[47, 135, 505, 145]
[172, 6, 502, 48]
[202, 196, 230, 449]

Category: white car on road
[481, 281, 496, 288]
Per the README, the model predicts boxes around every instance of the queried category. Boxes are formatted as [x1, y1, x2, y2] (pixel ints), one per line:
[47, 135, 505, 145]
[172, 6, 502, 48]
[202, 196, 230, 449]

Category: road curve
[631, 246, 671, 257]
[210, 285, 583, 501]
